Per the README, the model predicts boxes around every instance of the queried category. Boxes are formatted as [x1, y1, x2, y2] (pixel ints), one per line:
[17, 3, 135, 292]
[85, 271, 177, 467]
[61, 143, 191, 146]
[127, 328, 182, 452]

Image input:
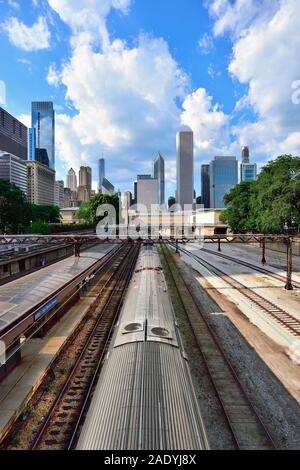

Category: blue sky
[0, 0, 299, 198]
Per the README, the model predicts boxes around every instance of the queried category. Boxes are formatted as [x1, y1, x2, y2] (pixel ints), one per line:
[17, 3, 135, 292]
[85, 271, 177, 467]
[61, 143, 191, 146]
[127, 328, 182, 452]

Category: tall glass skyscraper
[98, 158, 105, 191]
[210, 156, 238, 208]
[153, 152, 165, 205]
[28, 128, 36, 162]
[201, 164, 210, 208]
[31, 102, 55, 170]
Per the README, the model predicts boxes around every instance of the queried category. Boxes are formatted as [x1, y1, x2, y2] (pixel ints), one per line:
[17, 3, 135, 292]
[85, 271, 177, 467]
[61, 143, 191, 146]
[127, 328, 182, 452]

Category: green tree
[220, 181, 256, 233]
[30, 204, 61, 223]
[30, 220, 50, 235]
[76, 194, 120, 225]
[252, 155, 300, 233]
[220, 155, 300, 234]
[0, 180, 31, 234]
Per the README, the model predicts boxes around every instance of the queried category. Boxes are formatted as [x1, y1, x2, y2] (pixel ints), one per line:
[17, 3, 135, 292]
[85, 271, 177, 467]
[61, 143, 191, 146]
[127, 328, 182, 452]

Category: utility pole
[261, 237, 266, 264]
[285, 237, 293, 290]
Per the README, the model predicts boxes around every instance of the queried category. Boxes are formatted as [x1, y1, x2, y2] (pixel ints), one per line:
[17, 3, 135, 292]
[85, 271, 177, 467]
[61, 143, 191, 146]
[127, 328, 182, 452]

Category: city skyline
[0, 1, 299, 198]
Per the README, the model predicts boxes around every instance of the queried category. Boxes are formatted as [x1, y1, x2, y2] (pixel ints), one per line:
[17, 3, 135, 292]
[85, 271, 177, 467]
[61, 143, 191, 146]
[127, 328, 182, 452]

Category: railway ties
[198, 246, 300, 289]
[177, 244, 300, 338]
[161, 243, 276, 450]
[30, 242, 140, 451]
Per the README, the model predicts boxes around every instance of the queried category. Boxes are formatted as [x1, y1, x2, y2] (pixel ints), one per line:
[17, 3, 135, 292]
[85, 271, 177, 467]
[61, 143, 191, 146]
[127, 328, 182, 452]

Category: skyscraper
[27, 160, 55, 205]
[31, 102, 55, 170]
[241, 146, 250, 163]
[0, 107, 28, 160]
[201, 164, 210, 208]
[210, 156, 238, 209]
[79, 166, 92, 192]
[153, 152, 165, 205]
[67, 168, 77, 191]
[133, 181, 137, 205]
[0, 152, 27, 195]
[176, 131, 194, 208]
[54, 180, 65, 209]
[137, 176, 158, 210]
[98, 158, 105, 192]
[240, 146, 257, 182]
[28, 128, 36, 162]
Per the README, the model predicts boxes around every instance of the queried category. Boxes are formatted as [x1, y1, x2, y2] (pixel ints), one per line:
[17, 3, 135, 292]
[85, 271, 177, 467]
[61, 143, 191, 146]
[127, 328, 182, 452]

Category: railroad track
[161, 243, 276, 450]
[175, 244, 300, 338]
[30, 242, 140, 451]
[193, 245, 300, 289]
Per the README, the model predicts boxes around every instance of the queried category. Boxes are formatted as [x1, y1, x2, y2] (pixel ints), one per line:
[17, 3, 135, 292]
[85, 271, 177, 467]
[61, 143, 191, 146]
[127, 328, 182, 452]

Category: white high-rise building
[0, 152, 27, 195]
[67, 168, 77, 191]
[176, 131, 194, 208]
[27, 161, 55, 205]
[55, 180, 65, 209]
[137, 176, 158, 211]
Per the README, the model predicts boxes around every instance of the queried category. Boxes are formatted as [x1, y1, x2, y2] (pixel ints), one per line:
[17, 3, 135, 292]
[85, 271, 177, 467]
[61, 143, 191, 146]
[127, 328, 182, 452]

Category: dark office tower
[168, 196, 176, 209]
[0, 107, 28, 160]
[241, 146, 250, 163]
[31, 102, 55, 170]
[98, 158, 105, 192]
[201, 164, 210, 208]
[210, 156, 238, 209]
[153, 152, 165, 205]
[133, 181, 137, 205]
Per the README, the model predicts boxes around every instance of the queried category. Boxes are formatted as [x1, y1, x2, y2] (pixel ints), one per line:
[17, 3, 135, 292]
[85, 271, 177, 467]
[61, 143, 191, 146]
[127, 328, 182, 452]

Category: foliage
[220, 155, 300, 233]
[0, 181, 61, 234]
[30, 220, 51, 235]
[0, 180, 31, 234]
[30, 204, 61, 223]
[219, 181, 256, 233]
[48, 223, 95, 234]
[76, 193, 120, 225]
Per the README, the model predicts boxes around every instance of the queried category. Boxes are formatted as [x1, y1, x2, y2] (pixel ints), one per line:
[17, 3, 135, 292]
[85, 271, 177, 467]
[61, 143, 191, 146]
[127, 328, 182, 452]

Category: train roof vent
[151, 327, 170, 338]
[123, 322, 143, 334]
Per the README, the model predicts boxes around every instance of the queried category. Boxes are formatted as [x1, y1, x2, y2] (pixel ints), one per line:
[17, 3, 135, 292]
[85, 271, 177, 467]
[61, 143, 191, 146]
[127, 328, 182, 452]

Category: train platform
[0, 244, 115, 337]
[0, 294, 95, 442]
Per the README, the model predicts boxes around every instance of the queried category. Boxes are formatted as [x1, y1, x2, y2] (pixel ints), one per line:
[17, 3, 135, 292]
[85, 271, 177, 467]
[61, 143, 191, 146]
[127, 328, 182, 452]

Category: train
[76, 243, 209, 450]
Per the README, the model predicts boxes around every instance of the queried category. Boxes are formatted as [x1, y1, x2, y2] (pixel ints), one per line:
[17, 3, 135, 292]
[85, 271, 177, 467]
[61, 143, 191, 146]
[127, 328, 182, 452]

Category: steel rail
[195, 246, 300, 289]
[162, 243, 276, 450]
[67, 243, 140, 450]
[30, 243, 140, 450]
[176, 244, 300, 338]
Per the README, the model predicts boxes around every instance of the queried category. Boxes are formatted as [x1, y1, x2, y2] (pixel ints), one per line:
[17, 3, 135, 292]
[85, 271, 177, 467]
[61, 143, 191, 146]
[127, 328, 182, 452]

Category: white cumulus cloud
[181, 88, 230, 154]
[205, 0, 300, 164]
[48, 0, 131, 47]
[2, 16, 51, 51]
